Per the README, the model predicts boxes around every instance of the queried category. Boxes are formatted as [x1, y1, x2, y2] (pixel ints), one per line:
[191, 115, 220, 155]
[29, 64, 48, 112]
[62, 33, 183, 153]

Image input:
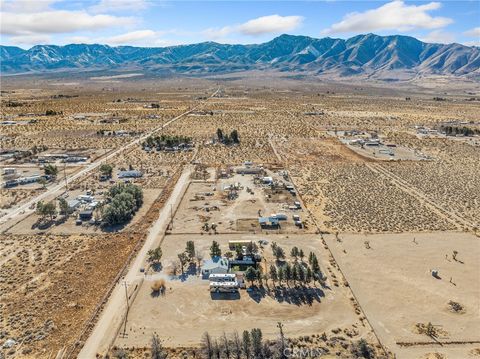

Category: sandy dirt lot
[172, 171, 313, 235]
[115, 233, 371, 348]
[326, 232, 480, 359]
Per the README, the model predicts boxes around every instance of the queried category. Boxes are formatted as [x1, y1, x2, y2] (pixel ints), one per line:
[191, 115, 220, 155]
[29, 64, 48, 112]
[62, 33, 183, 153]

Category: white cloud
[101, 30, 157, 45]
[67, 36, 93, 44]
[8, 34, 52, 46]
[464, 27, 480, 38]
[89, 0, 150, 13]
[322, 1, 453, 35]
[421, 30, 455, 44]
[66, 30, 175, 47]
[464, 40, 480, 47]
[202, 26, 233, 39]
[203, 14, 303, 41]
[238, 15, 304, 36]
[1, 10, 135, 36]
[0, 0, 58, 13]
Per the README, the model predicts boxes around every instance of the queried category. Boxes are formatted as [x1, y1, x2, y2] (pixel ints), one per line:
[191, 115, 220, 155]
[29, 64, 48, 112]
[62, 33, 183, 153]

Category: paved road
[0, 88, 219, 231]
[77, 165, 193, 358]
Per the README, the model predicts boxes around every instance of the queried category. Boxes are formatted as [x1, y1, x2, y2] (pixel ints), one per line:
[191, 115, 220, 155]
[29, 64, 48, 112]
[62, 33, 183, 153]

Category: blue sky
[1, 0, 479, 48]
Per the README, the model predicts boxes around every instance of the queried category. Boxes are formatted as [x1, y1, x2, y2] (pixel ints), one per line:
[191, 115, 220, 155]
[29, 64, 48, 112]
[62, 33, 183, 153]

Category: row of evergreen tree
[202, 328, 279, 359]
[440, 125, 479, 137]
[143, 134, 192, 148]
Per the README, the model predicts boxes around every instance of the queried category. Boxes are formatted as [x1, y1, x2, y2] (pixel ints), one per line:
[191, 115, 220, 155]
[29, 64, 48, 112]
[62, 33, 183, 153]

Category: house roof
[229, 259, 255, 266]
[67, 199, 80, 207]
[202, 257, 229, 270]
[118, 170, 143, 177]
[259, 216, 279, 224]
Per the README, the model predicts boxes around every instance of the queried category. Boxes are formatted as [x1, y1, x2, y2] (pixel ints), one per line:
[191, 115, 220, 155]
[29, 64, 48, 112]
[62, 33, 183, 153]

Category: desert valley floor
[1, 74, 479, 359]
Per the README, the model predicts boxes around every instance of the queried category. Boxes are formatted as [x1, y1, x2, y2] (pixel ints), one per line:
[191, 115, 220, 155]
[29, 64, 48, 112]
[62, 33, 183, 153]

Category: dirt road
[77, 165, 193, 358]
[366, 162, 478, 230]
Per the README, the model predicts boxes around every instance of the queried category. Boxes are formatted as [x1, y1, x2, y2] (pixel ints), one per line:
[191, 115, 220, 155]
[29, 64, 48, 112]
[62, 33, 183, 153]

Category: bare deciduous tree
[242, 330, 251, 359]
[232, 331, 242, 359]
[222, 332, 231, 359]
[213, 339, 221, 359]
[202, 332, 213, 359]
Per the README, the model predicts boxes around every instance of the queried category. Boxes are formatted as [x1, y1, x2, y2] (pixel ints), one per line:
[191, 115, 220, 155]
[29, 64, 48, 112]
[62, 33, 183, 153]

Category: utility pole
[170, 203, 174, 229]
[277, 322, 286, 359]
[121, 281, 129, 338]
[63, 161, 68, 192]
[123, 281, 129, 307]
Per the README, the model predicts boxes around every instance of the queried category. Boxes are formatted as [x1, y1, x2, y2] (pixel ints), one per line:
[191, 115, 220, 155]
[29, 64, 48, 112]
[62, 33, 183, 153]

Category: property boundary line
[267, 121, 391, 357]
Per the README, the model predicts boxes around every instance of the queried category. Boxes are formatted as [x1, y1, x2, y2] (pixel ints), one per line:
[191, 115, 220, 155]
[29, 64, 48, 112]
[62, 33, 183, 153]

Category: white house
[201, 257, 229, 277]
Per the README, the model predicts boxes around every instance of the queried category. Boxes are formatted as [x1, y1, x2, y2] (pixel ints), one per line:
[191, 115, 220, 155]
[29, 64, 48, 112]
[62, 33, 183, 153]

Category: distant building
[118, 170, 143, 178]
[79, 210, 93, 220]
[64, 156, 87, 163]
[259, 216, 280, 228]
[271, 213, 287, 220]
[77, 195, 94, 203]
[67, 199, 81, 211]
[262, 176, 273, 184]
[236, 167, 263, 175]
[17, 175, 41, 185]
[228, 239, 253, 250]
[2, 168, 15, 175]
[229, 257, 256, 268]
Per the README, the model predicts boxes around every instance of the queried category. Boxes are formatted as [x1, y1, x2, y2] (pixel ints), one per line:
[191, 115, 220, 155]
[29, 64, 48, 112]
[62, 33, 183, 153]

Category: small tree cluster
[44, 164, 58, 177]
[271, 242, 285, 262]
[244, 267, 261, 286]
[99, 163, 113, 178]
[58, 197, 69, 216]
[217, 128, 240, 145]
[45, 109, 62, 116]
[36, 201, 56, 221]
[350, 339, 374, 359]
[147, 246, 163, 265]
[103, 183, 143, 225]
[174, 241, 197, 275]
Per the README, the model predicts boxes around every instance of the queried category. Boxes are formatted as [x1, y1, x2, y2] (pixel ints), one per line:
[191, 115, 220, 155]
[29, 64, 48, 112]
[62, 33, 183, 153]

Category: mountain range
[1, 34, 479, 79]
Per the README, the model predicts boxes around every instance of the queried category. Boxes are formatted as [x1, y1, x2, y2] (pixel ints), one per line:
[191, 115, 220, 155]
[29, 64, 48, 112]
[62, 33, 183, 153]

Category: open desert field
[326, 232, 480, 359]
[1, 74, 479, 359]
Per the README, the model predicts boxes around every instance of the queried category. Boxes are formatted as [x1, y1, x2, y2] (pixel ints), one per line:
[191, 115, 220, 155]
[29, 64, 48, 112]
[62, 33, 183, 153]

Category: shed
[79, 210, 93, 220]
[262, 176, 273, 184]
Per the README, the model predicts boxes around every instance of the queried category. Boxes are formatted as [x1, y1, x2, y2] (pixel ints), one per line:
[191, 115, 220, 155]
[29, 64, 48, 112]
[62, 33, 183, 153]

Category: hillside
[1, 34, 479, 78]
